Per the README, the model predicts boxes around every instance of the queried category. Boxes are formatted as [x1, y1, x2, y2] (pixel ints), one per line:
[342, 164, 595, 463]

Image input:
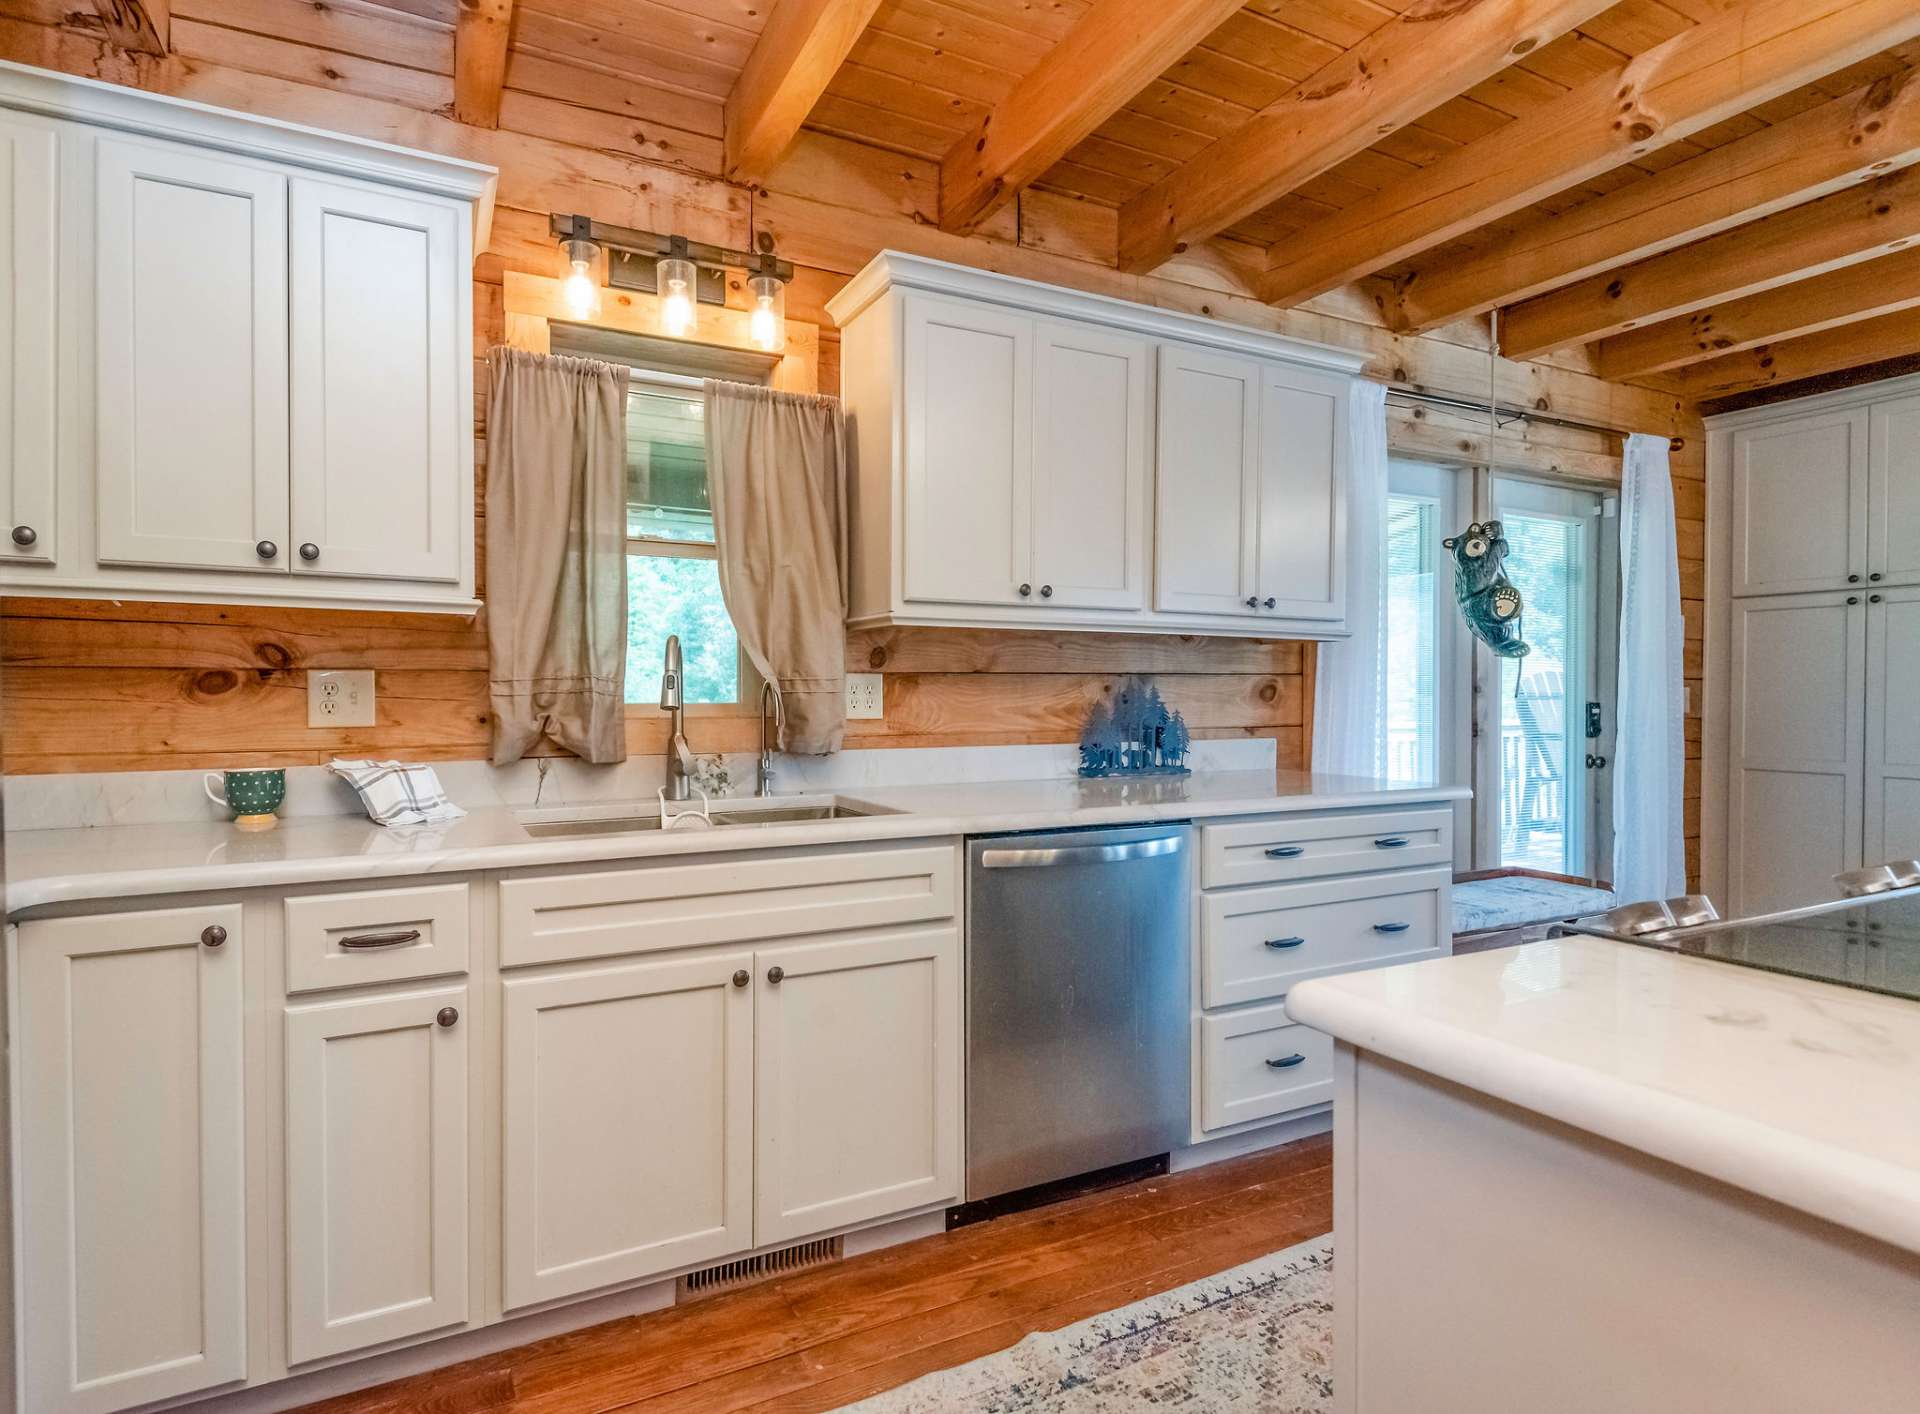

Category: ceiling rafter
[1391, 70, 1920, 334]
[1594, 246, 1920, 380]
[452, 0, 515, 129]
[1255, 0, 1920, 311]
[1683, 305, 1920, 401]
[938, 0, 1247, 234]
[724, 0, 887, 186]
[1498, 163, 1920, 359]
[1110, 0, 1619, 276]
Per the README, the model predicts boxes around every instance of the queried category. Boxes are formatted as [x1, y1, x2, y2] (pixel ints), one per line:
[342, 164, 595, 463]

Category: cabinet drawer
[1201, 807, 1451, 888]
[285, 882, 470, 992]
[498, 844, 958, 967]
[1199, 1006, 1333, 1133]
[1201, 868, 1449, 1009]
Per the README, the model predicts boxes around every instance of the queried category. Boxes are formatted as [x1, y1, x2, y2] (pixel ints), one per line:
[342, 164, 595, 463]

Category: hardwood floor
[297, 1134, 1333, 1414]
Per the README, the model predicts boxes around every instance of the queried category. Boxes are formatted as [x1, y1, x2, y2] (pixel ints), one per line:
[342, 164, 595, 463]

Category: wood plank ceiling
[60, 0, 1920, 405]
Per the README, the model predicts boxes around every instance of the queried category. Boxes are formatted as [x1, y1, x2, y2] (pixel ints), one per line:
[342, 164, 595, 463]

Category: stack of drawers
[1192, 806, 1454, 1138]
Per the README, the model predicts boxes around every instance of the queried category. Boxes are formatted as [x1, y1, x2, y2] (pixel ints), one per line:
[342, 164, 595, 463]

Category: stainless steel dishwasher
[965, 822, 1191, 1204]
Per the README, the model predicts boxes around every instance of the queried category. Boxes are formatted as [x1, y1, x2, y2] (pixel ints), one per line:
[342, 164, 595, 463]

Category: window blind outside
[627, 386, 714, 542]
[1499, 514, 1580, 872]
[1384, 496, 1437, 784]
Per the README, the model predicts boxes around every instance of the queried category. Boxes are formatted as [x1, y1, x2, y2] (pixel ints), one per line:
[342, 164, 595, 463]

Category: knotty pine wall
[0, 1, 1704, 877]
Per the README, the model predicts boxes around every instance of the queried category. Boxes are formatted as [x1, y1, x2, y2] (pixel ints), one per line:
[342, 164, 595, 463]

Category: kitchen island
[1286, 935, 1920, 1414]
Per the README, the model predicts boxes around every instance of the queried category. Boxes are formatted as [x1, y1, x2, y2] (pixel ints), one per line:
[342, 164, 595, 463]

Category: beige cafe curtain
[486, 348, 631, 766]
[704, 381, 850, 754]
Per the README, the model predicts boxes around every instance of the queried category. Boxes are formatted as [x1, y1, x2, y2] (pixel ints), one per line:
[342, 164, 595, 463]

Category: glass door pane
[1385, 495, 1438, 783]
[1491, 480, 1601, 875]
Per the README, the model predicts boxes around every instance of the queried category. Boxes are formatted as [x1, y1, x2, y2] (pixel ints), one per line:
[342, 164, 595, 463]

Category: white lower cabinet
[284, 985, 470, 1363]
[501, 951, 755, 1310]
[16, 904, 247, 1414]
[754, 927, 962, 1244]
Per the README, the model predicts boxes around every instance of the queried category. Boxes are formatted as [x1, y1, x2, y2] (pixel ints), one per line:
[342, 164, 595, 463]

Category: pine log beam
[725, 0, 885, 185]
[1256, 0, 1920, 309]
[452, 0, 514, 129]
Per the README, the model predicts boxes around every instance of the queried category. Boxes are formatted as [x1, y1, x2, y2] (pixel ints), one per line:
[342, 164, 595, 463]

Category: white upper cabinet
[1155, 345, 1260, 617]
[290, 176, 465, 584]
[94, 139, 290, 573]
[901, 293, 1033, 608]
[1870, 393, 1920, 588]
[1031, 319, 1151, 611]
[1730, 409, 1868, 596]
[0, 109, 58, 566]
[0, 61, 493, 611]
[833, 252, 1362, 640]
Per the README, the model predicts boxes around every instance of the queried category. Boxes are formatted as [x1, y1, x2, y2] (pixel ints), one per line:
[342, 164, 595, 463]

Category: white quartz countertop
[1286, 938, 1920, 1258]
[5, 770, 1465, 915]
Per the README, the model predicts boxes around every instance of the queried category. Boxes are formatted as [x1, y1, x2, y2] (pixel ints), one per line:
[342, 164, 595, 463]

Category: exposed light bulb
[747, 270, 786, 352]
[661, 279, 695, 336]
[561, 256, 599, 319]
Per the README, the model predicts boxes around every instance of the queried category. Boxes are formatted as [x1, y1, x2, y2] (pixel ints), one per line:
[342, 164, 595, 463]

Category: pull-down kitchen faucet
[660, 635, 693, 801]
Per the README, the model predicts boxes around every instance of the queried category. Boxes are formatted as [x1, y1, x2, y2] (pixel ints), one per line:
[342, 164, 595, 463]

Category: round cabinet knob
[767, 965, 785, 985]
[1039, 584, 1053, 598]
[436, 1006, 459, 1028]
[1245, 596, 1259, 608]
[255, 540, 278, 561]
[1850, 575, 1862, 583]
[200, 924, 227, 949]
[299, 542, 320, 562]
[1848, 596, 1861, 606]
[732, 969, 750, 988]
[9, 524, 35, 547]
[1872, 593, 1885, 603]
[1263, 597, 1277, 609]
[1871, 573, 1884, 582]
[1018, 583, 1032, 598]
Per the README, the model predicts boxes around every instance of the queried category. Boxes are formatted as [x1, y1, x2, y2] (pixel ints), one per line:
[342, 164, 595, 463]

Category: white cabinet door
[754, 926, 961, 1244]
[1866, 585, 1920, 864]
[1728, 592, 1866, 915]
[285, 985, 469, 1363]
[94, 137, 289, 572]
[1254, 361, 1347, 622]
[289, 177, 463, 583]
[17, 905, 246, 1414]
[1869, 393, 1920, 588]
[1030, 320, 1150, 611]
[1730, 409, 1867, 596]
[1154, 344, 1260, 617]
[0, 110, 58, 566]
[902, 293, 1032, 608]
[501, 952, 754, 1309]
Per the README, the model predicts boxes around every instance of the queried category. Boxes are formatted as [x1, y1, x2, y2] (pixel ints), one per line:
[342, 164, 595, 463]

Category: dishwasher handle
[978, 835, 1184, 869]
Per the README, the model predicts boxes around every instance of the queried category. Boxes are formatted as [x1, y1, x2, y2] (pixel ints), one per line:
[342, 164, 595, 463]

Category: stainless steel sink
[515, 795, 896, 838]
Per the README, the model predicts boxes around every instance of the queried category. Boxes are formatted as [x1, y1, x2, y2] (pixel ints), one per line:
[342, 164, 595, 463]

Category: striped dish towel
[329, 759, 468, 826]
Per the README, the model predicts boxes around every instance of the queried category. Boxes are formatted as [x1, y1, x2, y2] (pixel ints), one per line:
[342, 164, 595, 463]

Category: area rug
[836, 1235, 1334, 1412]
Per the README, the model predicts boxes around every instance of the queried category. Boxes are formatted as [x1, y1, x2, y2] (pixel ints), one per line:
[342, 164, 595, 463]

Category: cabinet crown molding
[0, 59, 498, 243]
[826, 251, 1369, 375]
[1703, 368, 1920, 430]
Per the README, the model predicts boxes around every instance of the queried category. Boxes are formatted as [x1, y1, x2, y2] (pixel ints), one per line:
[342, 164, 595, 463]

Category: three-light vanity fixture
[551, 214, 793, 352]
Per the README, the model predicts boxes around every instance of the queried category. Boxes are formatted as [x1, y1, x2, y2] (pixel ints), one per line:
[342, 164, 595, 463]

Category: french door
[1479, 478, 1615, 878]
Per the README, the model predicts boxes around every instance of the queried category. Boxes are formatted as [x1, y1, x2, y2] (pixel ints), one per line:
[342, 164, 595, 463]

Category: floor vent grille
[676, 1236, 844, 1302]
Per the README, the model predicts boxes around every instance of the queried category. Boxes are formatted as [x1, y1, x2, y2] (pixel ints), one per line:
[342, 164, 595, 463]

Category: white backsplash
[5, 739, 1278, 831]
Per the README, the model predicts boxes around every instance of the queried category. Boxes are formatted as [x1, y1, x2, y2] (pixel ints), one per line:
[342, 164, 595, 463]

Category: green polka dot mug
[204, 768, 286, 831]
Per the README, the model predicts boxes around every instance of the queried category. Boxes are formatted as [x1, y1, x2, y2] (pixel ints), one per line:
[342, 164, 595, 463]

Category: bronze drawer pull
[339, 928, 423, 950]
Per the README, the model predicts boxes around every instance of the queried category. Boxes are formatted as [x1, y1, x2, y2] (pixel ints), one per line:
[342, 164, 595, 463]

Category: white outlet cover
[309, 669, 376, 728]
[846, 672, 884, 719]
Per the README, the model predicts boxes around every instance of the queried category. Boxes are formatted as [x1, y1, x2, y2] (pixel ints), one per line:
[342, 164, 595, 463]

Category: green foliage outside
[624, 555, 740, 704]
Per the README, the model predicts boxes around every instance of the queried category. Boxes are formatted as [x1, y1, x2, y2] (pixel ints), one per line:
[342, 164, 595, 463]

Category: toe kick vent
[676, 1236, 843, 1303]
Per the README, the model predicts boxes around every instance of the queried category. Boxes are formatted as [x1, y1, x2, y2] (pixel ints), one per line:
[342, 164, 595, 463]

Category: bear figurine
[1441, 520, 1530, 659]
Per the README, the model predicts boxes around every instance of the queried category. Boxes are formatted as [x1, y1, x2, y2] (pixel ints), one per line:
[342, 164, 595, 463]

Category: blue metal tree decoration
[1079, 676, 1192, 778]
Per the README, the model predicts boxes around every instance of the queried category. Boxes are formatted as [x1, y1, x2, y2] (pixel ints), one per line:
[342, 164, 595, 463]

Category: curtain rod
[1385, 386, 1630, 441]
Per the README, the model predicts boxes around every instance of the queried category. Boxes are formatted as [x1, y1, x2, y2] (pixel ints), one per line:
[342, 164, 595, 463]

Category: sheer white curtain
[1313, 380, 1389, 778]
[1613, 432, 1687, 902]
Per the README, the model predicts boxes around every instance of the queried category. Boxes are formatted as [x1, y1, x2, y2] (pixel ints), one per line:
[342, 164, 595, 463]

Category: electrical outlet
[845, 672, 884, 719]
[309, 669, 376, 728]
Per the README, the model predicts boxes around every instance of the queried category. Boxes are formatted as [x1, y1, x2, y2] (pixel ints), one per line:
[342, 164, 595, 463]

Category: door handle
[1264, 845, 1305, 859]
[1264, 936, 1307, 950]
[1372, 922, 1411, 935]
[979, 836, 1184, 868]
[1265, 1054, 1307, 1069]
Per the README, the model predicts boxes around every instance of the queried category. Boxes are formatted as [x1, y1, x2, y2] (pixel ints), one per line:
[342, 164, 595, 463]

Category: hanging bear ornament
[1442, 520, 1530, 659]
